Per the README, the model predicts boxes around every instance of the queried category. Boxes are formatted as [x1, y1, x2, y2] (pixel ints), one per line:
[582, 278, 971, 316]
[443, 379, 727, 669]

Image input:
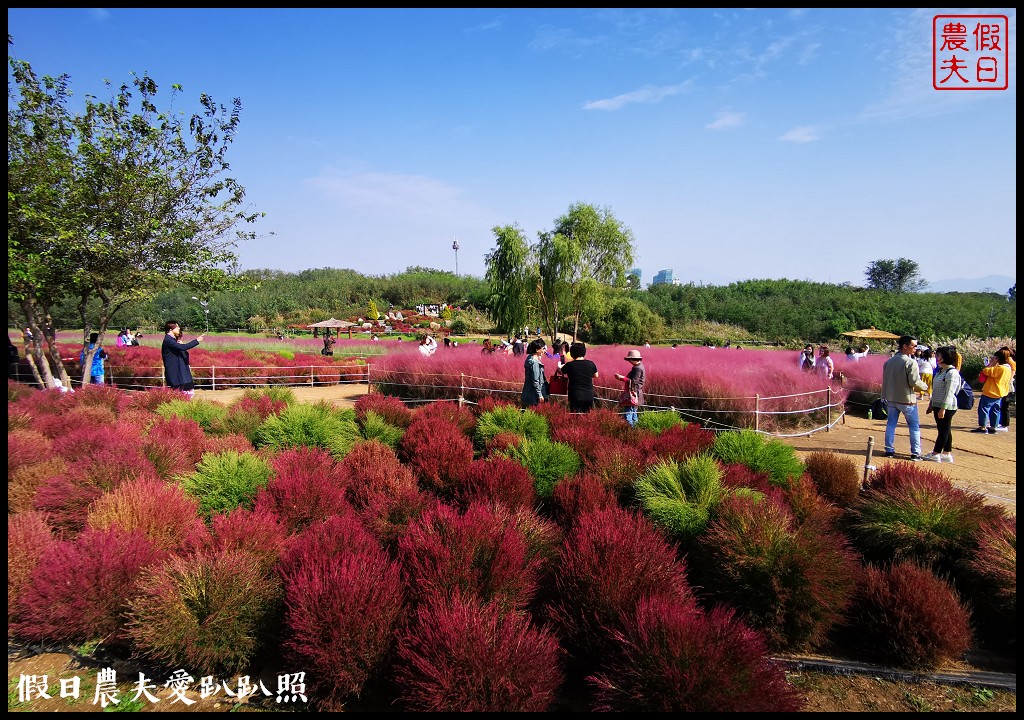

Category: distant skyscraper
[628, 267, 642, 286]
[652, 269, 676, 286]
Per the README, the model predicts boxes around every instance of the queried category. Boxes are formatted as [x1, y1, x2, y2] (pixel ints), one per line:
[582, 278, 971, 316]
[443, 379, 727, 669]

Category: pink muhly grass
[128, 549, 282, 676]
[394, 588, 564, 712]
[354, 392, 414, 428]
[281, 540, 405, 708]
[143, 415, 210, 478]
[8, 511, 58, 624]
[452, 457, 537, 512]
[252, 446, 352, 534]
[206, 506, 287, 572]
[86, 476, 207, 553]
[12, 526, 165, 645]
[400, 418, 475, 496]
[398, 500, 543, 611]
[550, 473, 620, 530]
[549, 505, 695, 656]
[589, 595, 803, 711]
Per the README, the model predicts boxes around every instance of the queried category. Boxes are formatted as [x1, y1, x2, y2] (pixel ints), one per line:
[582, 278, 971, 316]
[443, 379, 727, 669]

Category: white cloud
[89, 8, 111, 21]
[706, 111, 746, 129]
[583, 82, 691, 111]
[778, 125, 822, 142]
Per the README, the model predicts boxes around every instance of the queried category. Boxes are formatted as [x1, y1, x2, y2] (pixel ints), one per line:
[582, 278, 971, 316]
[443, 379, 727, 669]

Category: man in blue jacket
[80, 332, 108, 385]
[161, 321, 203, 398]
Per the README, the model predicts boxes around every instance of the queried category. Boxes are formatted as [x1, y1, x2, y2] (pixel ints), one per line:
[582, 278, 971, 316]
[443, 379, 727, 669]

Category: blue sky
[8, 8, 1017, 289]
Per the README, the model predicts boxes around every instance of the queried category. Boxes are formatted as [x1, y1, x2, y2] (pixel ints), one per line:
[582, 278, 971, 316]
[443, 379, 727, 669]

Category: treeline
[638, 279, 1015, 343]
[25, 271, 1014, 344]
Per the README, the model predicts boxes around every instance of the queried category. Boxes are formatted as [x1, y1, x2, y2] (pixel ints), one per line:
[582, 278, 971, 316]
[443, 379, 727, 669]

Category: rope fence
[12, 361, 847, 438]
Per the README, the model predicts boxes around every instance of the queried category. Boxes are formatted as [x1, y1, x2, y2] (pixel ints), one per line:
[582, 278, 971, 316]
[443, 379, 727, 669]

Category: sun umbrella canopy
[840, 327, 901, 340]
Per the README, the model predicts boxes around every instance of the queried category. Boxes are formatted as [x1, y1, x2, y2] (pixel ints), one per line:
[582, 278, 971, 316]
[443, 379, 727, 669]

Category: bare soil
[13, 386, 1007, 712]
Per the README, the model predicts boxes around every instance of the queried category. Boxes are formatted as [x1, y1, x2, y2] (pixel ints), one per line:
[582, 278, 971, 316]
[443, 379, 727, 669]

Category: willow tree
[8, 46, 264, 387]
[535, 203, 636, 340]
[484, 224, 534, 337]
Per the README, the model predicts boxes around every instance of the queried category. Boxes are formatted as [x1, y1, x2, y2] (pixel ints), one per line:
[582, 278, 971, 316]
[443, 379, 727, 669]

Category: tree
[534, 203, 636, 340]
[864, 258, 927, 293]
[8, 46, 265, 387]
[484, 224, 534, 337]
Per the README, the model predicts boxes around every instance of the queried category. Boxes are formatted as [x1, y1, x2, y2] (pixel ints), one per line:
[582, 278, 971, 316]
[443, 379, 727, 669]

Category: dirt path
[194, 385, 1015, 515]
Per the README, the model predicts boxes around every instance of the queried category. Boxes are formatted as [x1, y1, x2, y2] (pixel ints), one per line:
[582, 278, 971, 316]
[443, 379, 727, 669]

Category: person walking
[923, 346, 962, 463]
[80, 332, 108, 385]
[521, 338, 549, 408]
[615, 349, 646, 426]
[162, 321, 203, 398]
[881, 335, 929, 460]
[560, 342, 599, 413]
[996, 345, 1015, 432]
[973, 348, 1014, 434]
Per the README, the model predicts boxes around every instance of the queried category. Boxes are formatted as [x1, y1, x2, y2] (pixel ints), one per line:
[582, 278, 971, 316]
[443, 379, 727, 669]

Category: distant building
[652, 269, 679, 286]
[628, 267, 642, 286]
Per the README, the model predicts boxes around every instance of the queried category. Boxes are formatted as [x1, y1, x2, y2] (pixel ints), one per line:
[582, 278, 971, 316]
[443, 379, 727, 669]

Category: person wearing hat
[615, 349, 646, 426]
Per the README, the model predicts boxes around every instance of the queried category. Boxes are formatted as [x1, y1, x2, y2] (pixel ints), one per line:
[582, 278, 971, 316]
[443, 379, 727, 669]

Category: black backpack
[870, 398, 889, 420]
[955, 372, 975, 410]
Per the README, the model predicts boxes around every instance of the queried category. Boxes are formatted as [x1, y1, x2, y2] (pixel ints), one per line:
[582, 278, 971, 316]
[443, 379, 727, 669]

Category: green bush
[128, 550, 281, 676]
[634, 456, 726, 543]
[635, 409, 686, 435]
[241, 386, 296, 407]
[475, 406, 549, 449]
[449, 318, 468, 335]
[254, 402, 360, 459]
[498, 438, 580, 499]
[359, 410, 405, 449]
[156, 398, 229, 434]
[181, 450, 274, 516]
[712, 430, 805, 488]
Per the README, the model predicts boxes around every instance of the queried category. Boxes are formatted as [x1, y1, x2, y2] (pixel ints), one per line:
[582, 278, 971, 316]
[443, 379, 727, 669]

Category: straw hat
[624, 349, 643, 360]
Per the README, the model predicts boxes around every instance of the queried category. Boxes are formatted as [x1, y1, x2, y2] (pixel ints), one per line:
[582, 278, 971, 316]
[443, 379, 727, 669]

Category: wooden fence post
[863, 437, 875, 489]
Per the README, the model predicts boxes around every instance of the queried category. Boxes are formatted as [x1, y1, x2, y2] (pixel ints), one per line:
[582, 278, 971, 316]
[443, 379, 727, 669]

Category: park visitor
[561, 342, 599, 413]
[974, 348, 1013, 434]
[80, 332, 108, 385]
[880, 335, 928, 460]
[922, 346, 962, 463]
[521, 338, 548, 408]
[615, 349, 645, 426]
[162, 321, 203, 398]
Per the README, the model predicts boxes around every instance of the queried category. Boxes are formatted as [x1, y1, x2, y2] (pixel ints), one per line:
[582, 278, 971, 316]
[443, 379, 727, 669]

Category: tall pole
[452, 237, 460, 276]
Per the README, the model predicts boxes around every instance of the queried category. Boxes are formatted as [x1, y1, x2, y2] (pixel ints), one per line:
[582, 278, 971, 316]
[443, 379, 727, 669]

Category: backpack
[870, 397, 888, 420]
[955, 372, 975, 410]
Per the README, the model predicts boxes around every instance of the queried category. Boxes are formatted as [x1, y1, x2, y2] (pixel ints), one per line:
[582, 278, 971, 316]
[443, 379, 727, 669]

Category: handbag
[619, 386, 639, 406]
[548, 372, 568, 395]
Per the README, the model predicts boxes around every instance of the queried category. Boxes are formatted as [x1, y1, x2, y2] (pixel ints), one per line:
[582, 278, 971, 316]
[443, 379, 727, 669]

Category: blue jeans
[884, 402, 921, 456]
[624, 406, 638, 426]
[977, 395, 1001, 429]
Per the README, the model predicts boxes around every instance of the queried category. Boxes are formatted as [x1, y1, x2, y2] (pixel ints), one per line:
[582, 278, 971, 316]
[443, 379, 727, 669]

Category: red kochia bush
[32, 471, 108, 539]
[550, 473, 620, 530]
[277, 510, 381, 580]
[400, 418, 475, 495]
[412, 400, 476, 436]
[342, 440, 428, 545]
[50, 421, 155, 488]
[8, 428, 53, 477]
[452, 458, 536, 512]
[144, 415, 210, 478]
[207, 507, 288, 573]
[589, 595, 804, 712]
[12, 527, 165, 645]
[253, 447, 352, 533]
[638, 422, 716, 464]
[280, 530, 405, 709]
[803, 450, 862, 507]
[847, 561, 972, 670]
[355, 392, 414, 428]
[86, 476, 208, 553]
[961, 516, 1016, 645]
[719, 461, 773, 494]
[8, 511, 57, 624]
[549, 505, 695, 656]
[398, 500, 542, 612]
[394, 589, 564, 712]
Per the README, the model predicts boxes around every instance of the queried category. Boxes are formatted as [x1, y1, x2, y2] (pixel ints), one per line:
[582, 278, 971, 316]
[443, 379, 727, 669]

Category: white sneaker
[922, 453, 942, 462]
[942, 453, 954, 463]
[993, 426, 1009, 433]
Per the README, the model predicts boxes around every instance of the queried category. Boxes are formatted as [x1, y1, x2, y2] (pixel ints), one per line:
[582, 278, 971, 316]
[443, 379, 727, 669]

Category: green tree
[484, 224, 534, 337]
[864, 258, 927, 293]
[8, 47, 264, 387]
[535, 203, 636, 340]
